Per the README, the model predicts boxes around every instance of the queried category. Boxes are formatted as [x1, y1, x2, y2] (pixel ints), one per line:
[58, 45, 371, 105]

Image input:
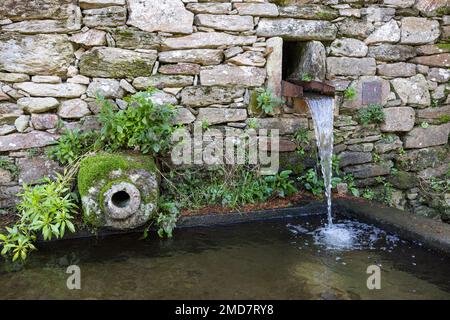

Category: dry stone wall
[0, 0, 449, 218]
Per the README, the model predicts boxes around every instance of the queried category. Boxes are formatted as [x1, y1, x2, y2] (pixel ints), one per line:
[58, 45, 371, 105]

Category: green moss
[78, 153, 156, 197]
[436, 43, 450, 50]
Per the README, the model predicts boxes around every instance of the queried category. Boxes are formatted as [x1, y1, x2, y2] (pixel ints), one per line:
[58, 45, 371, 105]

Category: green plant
[358, 104, 385, 126]
[332, 154, 341, 175]
[201, 119, 210, 130]
[293, 128, 309, 157]
[155, 198, 180, 238]
[362, 188, 375, 201]
[421, 122, 429, 129]
[98, 89, 178, 154]
[343, 174, 360, 197]
[438, 115, 450, 124]
[256, 89, 284, 115]
[372, 152, 382, 163]
[48, 129, 99, 165]
[264, 170, 298, 198]
[301, 73, 313, 82]
[398, 147, 406, 156]
[298, 168, 324, 196]
[0, 157, 18, 179]
[247, 118, 260, 130]
[344, 87, 356, 100]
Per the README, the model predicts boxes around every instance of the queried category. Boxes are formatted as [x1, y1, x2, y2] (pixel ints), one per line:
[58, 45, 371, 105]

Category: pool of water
[1, 214, 450, 300]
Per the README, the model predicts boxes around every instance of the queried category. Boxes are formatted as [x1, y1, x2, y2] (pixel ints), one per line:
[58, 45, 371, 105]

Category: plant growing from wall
[48, 129, 99, 165]
[301, 73, 313, 82]
[256, 89, 284, 115]
[0, 157, 18, 179]
[344, 86, 356, 100]
[357, 104, 385, 126]
[293, 128, 309, 157]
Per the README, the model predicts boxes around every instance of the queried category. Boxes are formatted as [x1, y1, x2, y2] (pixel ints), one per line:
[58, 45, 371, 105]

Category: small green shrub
[362, 188, 375, 201]
[0, 157, 18, 179]
[344, 87, 356, 100]
[156, 198, 180, 238]
[301, 73, 313, 82]
[201, 119, 210, 130]
[293, 128, 309, 157]
[298, 168, 325, 196]
[264, 170, 298, 198]
[247, 118, 260, 129]
[48, 129, 99, 165]
[438, 115, 450, 124]
[358, 104, 385, 126]
[256, 89, 284, 115]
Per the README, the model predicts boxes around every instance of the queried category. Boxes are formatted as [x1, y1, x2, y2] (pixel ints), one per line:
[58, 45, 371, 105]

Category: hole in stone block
[111, 190, 131, 208]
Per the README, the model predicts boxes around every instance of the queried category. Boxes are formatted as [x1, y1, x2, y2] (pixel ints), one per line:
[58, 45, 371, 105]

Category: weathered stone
[391, 74, 431, 107]
[234, 3, 279, 17]
[15, 115, 29, 132]
[0, 88, 9, 101]
[159, 63, 200, 75]
[338, 18, 375, 40]
[374, 135, 403, 154]
[172, 107, 195, 125]
[159, 49, 223, 66]
[195, 14, 253, 32]
[148, 91, 177, 106]
[339, 151, 372, 167]
[186, 3, 231, 14]
[266, 37, 283, 98]
[58, 99, 91, 119]
[127, 0, 193, 34]
[31, 114, 59, 130]
[0, 103, 23, 125]
[397, 146, 447, 171]
[256, 18, 337, 41]
[410, 54, 450, 67]
[86, 78, 124, 98]
[0, 125, 16, 136]
[0, 168, 13, 184]
[383, 0, 415, 8]
[247, 118, 308, 135]
[365, 19, 400, 45]
[381, 107, 415, 132]
[67, 75, 90, 85]
[228, 51, 266, 67]
[344, 161, 393, 178]
[163, 32, 257, 50]
[404, 123, 450, 149]
[31, 76, 61, 84]
[79, 47, 157, 78]
[110, 28, 162, 50]
[0, 0, 76, 21]
[181, 86, 244, 107]
[278, 4, 338, 20]
[197, 108, 247, 125]
[286, 41, 326, 81]
[326, 57, 376, 76]
[80, 0, 125, 9]
[0, 131, 57, 152]
[0, 73, 29, 83]
[133, 75, 194, 90]
[417, 105, 450, 122]
[17, 97, 59, 114]
[341, 76, 391, 110]
[70, 29, 106, 46]
[414, 0, 449, 17]
[0, 34, 74, 76]
[330, 38, 368, 57]
[377, 62, 416, 77]
[200, 65, 266, 87]
[417, 44, 450, 55]
[0, 185, 22, 208]
[14, 82, 86, 98]
[368, 44, 416, 62]
[365, 6, 396, 22]
[348, 143, 374, 153]
[82, 6, 127, 27]
[400, 17, 440, 44]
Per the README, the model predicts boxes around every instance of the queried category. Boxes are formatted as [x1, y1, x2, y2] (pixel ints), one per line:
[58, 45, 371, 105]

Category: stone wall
[0, 0, 449, 217]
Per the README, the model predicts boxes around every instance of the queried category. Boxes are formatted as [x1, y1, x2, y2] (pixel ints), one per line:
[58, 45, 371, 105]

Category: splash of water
[305, 95, 335, 225]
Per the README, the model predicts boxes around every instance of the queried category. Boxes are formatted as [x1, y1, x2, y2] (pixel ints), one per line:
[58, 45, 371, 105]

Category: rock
[110, 27, 162, 50]
[414, 0, 449, 17]
[339, 151, 372, 167]
[148, 91, 177, 106]
[197, 108, 247, 125]
[82, 6, 127, 27]
[256, 18, 337, 41]
[127, 0, 193, 34]
[266, 37, 283, 98]
[374, 136, 403, 153]
[416, 44, 450, 55]
[417, 105, 450, 122]
[14, 82, 86, 98]
[383, 0, 415, 8]
[326, 57, 376, 76]
[400, 17, 440, 44]
[31, 76, 61, 84]
[0, 131, 57, 152]
[17, 157, 63, 185]
[118, 79, 135, 94]
[58, 99, 91, 119]
[381, 107, 415, 132]
[0, 73, 29, 82]
[14, 115, 29, 132]
[0, 185, 21, 208]
[278, 4, 338, 20]
[163, 32, 256, 50]
[70, 29, 106, 46]
[330, 38, 368, 57]
[368, 44, 416, 62]
[388, 170, 418, 190]
[186, 3, 232, 14]
[228, 51, 266, 67]
[80, 0, 126, 9]
[17, 97, 59, 113]
[397, 146, 447, 171]
[0, 34, 74, 76]
[403, 123, 450, 149]
[365, 6, 396, 22]
[172, 107, 195, 125]
[86, 78, 124, 98]
[234, 3, 278, 17]
[341, 76, 391, 110]
[79, 47, 157, 78]
[67, 75, 91, 85]
[286, 41, 326, 81]
[159, 63, 200, 75]
[159, 49, 223, 66]
[200, 65, 266, 87]
[224, 47, 244, 59]
[344, 161, 393, 178]
[410, 54, 450, 67]
[31, 114, 59, 130]
[195, 14, 253, 32]
[0, 168, 13, 184]
[0, 125, 16, 136]
[365, 20, 400, 44]
[247, 118, 308, 135]
[348, 143, 374, 152]
[0, 103, 23, 125]
[133, 75, 193, 89]
[0, 0, 77, 21]
[377, 62, 416, 77]
[391, 74, 431, 107]
[180, 86, 244, 107]
[338, 18, 375, 40]
[428, 68, 450, 83]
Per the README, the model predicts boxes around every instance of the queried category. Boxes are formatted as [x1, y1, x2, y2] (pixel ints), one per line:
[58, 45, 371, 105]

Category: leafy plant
[343, 174, 360, 197]
[98, 89, 178, 155]
[298, 168, 325, 196]
[344, 86, 356, 100]
[264, 170, 298, 198]
[155, 198, 180, 238]
[362, 188, 375, 201]
[293, 128, 309, 157]
[0, 157, 18, 179]
[357, 104, 385, 126]
[332, 154, 341, 175]
[201, 119, 210, 130]
[301, 73, 313, 82]
[372, 152, 382, 163]
[48, 129, 99, 165]
[256, 89, 284, 115]
[438, 115, 450, 124]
